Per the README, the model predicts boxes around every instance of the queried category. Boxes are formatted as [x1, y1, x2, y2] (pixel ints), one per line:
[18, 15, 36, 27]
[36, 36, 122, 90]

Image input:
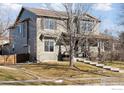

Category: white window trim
[43, 39, 55, 53]
[44, 29, 55, 32]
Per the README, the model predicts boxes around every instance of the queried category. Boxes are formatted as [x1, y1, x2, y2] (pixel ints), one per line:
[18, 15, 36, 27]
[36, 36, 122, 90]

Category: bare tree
[116, 4, 124, 61]
[0, 8, 12, 35]
[0, 7, 13, 56]
[118, 32, 124, 61]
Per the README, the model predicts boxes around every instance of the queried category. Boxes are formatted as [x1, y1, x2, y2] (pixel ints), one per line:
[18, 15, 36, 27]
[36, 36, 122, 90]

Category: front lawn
[0, 67, 33, 81]
[0, 61, 124, 85]
[12, 61, 124, 79]
[99, 61, 124, 69]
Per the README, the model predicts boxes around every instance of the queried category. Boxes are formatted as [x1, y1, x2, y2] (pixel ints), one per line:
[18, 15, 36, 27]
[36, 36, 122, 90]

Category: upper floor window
[80, 20, 94, 32]
[12, 42, 16, 52]
[44, 40, 54, 52]
[22, 22, 27, 37]
[16, 25, 21, 34]
[44, 18, 57, 30]
[16, 22, 27, 38]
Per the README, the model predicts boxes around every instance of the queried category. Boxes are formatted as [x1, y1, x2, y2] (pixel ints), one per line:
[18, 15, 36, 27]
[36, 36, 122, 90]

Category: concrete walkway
[0, 79, 64, 84]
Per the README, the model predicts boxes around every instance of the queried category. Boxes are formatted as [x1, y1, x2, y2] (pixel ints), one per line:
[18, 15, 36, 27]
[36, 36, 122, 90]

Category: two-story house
[9, 7, 112, 62]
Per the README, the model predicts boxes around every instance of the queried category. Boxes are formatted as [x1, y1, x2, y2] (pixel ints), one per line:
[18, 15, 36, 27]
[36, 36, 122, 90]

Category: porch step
[76, 58, 123, 73]
[119, 70, 124, 73]
[84, 61, 91, 64]
[96, 64, 104, 67]
[103, 66, 111, 70]
[76, 58, 87, 62]
[89, 62, 98, 66]
[110, 68, 120, 72]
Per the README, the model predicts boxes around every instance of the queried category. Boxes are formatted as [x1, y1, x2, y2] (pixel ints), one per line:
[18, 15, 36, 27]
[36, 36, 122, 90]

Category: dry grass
[0, 68, 33, 81]
[14, 62, 101, 79]
[13, 61, 123, 79]
[99, 61, 124, 70]
[0, 61, 124, 85]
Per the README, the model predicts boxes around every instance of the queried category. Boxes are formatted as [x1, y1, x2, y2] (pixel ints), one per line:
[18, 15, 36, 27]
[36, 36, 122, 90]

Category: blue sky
[0, 3, 122, 36]
[90, 4, 123, 36]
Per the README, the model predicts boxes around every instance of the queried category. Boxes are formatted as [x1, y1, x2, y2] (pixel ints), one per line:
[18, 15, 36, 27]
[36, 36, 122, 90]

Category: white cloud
[101, 19, 114, 32]
[92, 3, 112, 11]
[0, 3, 22, 11]
[100, 19, 124, 36]
[0, 3, 22, 25]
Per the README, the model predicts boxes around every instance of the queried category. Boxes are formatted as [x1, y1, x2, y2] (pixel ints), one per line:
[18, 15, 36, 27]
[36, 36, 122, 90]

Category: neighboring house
[8, 7, 114, 62]
[0, 35, 10, 55]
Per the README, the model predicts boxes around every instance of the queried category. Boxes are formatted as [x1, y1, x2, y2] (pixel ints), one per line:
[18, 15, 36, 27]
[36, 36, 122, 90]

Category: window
[44, 40, 54, 52]
[22, 22, 27, 37]
[80, 21, 93, 31]
[16, 25, 21, 33]
[12, 43, 15, 52]
[12, 44, 15, 51]
[44, 18, 56, 30]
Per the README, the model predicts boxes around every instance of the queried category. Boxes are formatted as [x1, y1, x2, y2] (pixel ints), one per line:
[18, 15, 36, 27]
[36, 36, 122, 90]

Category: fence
[0, 54, 29, 65]
[0, 55, 16, 65]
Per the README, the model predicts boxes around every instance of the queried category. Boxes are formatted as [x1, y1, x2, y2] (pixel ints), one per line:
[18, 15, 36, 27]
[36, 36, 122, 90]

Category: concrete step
[103, 66, 111, 70]
[76, 58, 122, 73]
[119, 70, 124, 73]
[76, 58, 87, 62]
[83, 60, 91, 64]
[89, 62, 98, 66]
[76, 58, 84, 62]
[110, 68, 120, 72]
[96, 64, 104, 67]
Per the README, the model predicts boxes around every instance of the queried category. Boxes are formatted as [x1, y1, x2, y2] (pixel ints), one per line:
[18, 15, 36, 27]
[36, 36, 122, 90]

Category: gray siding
[10, 9, 37, 61]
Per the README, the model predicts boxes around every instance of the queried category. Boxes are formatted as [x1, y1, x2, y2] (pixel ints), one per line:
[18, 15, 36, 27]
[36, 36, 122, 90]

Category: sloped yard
[0, 66, 33, 81]
[99, 61, 124, 69]
[14, 61, 123, 78]
[0, 61, 124, 85]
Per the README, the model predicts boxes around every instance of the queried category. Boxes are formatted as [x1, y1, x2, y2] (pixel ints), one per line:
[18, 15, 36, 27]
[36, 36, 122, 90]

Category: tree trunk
[69, 33, 75, 67]
[69, 49, 75, 67]
[58, 44, 62, 61]
[98, 40, 101, 61]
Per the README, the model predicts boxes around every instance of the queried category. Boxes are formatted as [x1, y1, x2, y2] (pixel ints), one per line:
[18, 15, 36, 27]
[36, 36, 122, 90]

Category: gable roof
[27, 8, 100, 21]
[83, 13, 100, 22]
[15, 7, 100, 24]
[26, 7, 67, 19]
